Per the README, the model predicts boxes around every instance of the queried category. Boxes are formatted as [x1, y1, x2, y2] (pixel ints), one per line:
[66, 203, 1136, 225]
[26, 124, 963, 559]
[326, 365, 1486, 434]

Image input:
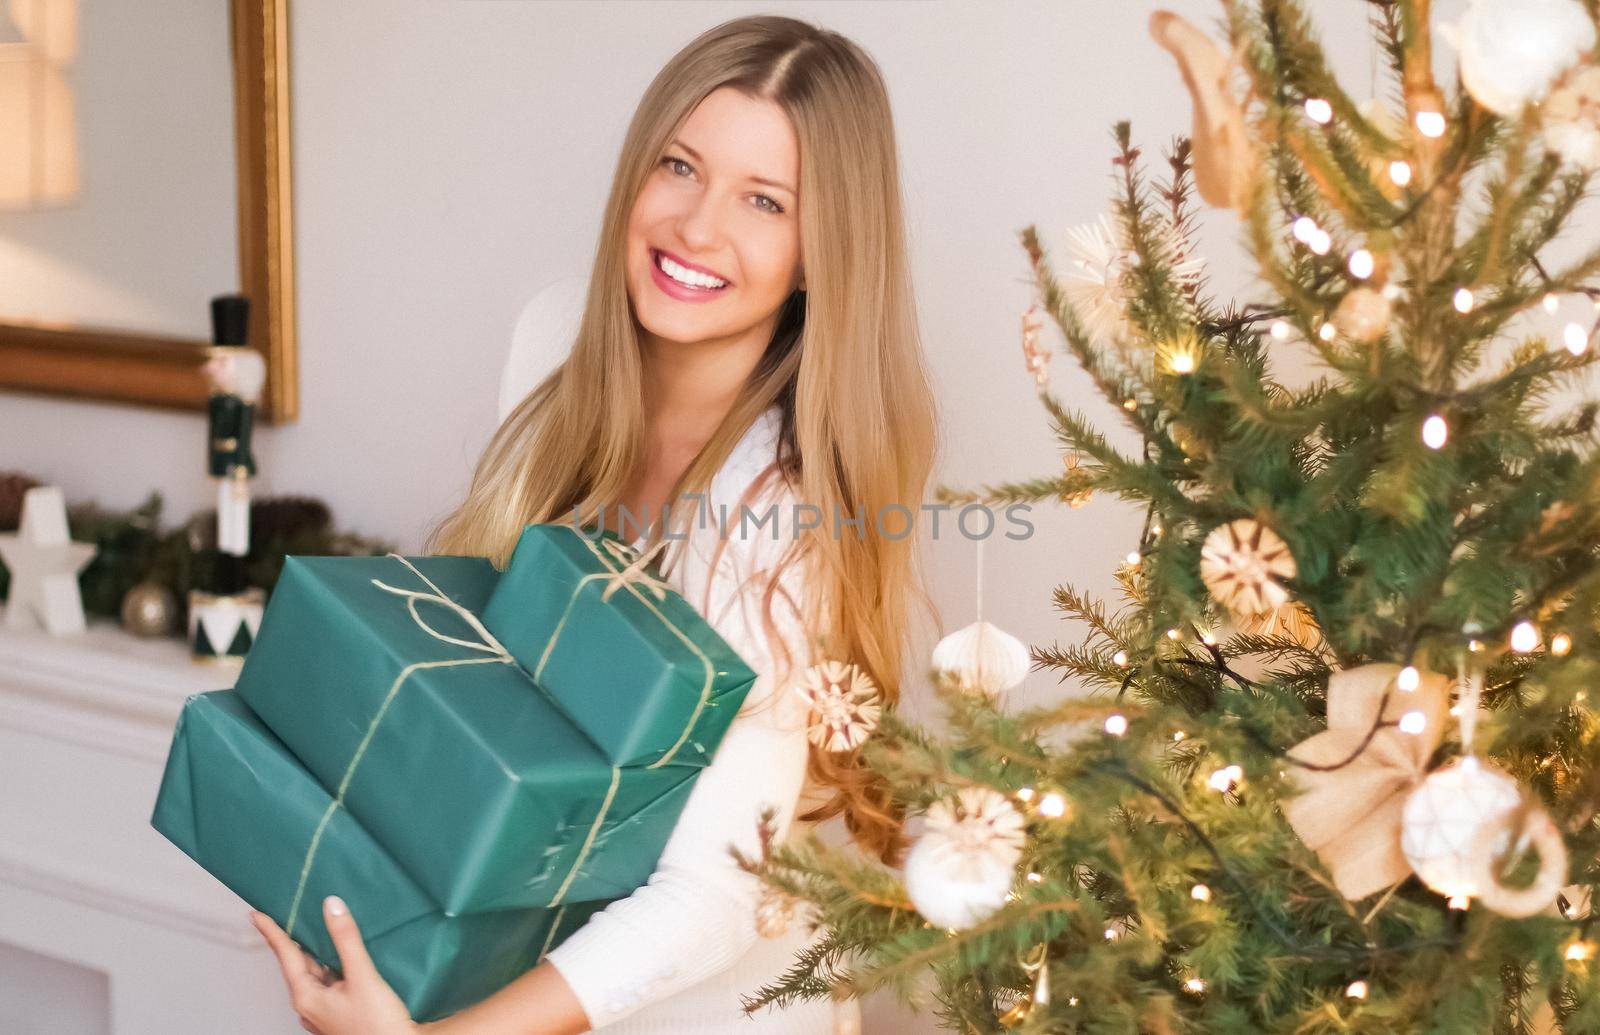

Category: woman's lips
[648, 248, 730, 304]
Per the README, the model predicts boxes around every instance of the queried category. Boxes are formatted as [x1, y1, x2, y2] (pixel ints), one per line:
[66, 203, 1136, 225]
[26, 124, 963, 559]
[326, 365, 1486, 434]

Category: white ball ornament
[1401, 756, 1568, 916]
[904, 787, 1027, 930]
[931, 620, 1032, 696]
[1442, 0, 1596, 117]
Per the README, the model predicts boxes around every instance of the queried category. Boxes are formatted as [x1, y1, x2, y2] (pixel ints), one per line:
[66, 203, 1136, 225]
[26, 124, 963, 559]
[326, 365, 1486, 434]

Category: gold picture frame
[0, 0, 298, 423]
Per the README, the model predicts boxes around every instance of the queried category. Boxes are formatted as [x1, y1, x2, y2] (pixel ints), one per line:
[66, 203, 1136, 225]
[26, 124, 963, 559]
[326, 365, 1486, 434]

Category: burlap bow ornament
[1280, 662, 1452, 900]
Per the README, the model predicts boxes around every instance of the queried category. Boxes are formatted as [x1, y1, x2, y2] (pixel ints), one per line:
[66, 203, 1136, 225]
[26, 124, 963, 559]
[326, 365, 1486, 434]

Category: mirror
[0, 0, 297, 423]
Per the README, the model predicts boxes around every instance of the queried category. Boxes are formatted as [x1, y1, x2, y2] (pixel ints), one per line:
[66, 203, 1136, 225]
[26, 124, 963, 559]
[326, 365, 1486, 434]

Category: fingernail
[324, 895, 347, 916]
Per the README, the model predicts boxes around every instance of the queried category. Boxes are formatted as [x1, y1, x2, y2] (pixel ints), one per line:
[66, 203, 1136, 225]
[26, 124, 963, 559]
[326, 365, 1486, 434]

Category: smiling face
[626, 87, 803, 351]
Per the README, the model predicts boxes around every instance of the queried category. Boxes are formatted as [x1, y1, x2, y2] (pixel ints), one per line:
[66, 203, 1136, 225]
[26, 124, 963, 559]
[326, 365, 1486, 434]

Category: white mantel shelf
[0, 612, 298, 1034]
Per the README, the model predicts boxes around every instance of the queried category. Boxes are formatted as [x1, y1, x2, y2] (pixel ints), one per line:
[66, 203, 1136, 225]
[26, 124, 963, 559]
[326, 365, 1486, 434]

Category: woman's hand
[251, 896, 418, 1035]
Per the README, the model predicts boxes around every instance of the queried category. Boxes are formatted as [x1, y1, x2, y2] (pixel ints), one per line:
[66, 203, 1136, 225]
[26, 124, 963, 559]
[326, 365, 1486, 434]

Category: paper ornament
[792, 659, 882, 752]
[1149, 10, 1256, 211]
[1200, 518, 1297, 617]
[754, 882, 799, 939]
[1543, 63, 1600, 170]
[1063, 215, 1134, 344]
[1236, 599, 1325, 653]
[0, 485, 96, 636]
[1441, 0, 1595, 117]
[1402, 756, 1567, 916]
[904, 787, 1027, 929]
[1020, 304, 1050, 389]
[932, 620, 1032, 697]
[1280, 663, 1451, 900]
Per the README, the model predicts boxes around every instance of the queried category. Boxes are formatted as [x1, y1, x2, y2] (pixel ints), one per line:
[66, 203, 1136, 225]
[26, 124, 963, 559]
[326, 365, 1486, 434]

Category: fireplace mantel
[0, 616, 299, 1033]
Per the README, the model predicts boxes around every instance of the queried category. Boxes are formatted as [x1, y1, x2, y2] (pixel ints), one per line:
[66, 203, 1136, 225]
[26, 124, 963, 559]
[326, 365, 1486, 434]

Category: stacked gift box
[150, 524, 757, 1021]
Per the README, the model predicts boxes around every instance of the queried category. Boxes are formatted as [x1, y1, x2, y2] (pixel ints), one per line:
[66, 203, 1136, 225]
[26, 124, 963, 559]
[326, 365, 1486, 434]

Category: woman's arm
[426, 511, 816, 1034]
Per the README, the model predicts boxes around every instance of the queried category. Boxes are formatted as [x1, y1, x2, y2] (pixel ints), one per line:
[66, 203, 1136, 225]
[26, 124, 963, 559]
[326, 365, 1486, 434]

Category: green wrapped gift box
[231, 535, 756, 915]
[481, 523, 758, 768]
[150, 689, 606, 1022]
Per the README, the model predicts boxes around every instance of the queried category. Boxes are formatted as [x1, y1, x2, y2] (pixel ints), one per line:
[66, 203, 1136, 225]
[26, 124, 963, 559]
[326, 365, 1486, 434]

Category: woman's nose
[677, 193, 723, 252]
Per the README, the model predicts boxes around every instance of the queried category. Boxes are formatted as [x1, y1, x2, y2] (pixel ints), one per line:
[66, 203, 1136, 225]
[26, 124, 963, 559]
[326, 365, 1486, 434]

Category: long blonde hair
[425, 14, 937, 863]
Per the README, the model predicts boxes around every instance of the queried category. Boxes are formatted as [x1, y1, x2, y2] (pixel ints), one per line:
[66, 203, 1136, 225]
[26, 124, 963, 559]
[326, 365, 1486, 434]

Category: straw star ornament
[792, 659, 882, 752]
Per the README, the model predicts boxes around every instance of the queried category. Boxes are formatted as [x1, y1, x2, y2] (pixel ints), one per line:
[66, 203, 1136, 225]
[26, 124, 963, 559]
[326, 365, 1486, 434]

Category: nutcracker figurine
[188, 294, 267, 663]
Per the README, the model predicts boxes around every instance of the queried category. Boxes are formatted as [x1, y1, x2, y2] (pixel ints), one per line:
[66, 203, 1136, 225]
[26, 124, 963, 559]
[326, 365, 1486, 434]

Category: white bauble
[1442, 0, 1596, 117]
[931, 620, 1032, 696]
[1400, 757, 1522, 898]
[904, 787, 1026, 930]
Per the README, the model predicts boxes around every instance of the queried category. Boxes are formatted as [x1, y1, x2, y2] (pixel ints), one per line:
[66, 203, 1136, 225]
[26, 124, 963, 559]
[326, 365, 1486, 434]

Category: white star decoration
[0, 486, 96, 636]
[792, 659, 882, 752]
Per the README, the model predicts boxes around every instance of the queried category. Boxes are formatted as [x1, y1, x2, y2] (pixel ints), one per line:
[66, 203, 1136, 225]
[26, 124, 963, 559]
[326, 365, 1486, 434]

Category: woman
[252, 13, 937, 1033]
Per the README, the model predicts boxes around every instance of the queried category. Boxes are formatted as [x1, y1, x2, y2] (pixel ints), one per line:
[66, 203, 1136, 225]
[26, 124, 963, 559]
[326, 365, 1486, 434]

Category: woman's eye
[753, 194, 785, 215]
[663, 156, 692, 177]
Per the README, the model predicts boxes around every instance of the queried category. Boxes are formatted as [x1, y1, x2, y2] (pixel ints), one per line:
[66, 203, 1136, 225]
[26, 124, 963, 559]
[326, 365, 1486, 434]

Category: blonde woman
[252, 14, 937, 1034]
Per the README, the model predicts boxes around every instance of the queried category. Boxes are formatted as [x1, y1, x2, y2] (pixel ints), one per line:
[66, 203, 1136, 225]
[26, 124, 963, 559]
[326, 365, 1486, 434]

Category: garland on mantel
[0, 471, 395, 636]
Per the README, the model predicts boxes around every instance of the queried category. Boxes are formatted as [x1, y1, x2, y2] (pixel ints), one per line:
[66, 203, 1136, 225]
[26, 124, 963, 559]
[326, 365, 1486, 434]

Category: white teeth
[656, 252, 726, 290]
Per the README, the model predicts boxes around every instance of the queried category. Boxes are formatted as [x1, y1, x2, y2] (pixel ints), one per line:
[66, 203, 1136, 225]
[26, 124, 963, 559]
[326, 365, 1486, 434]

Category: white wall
[5, 2, 1582, 1031]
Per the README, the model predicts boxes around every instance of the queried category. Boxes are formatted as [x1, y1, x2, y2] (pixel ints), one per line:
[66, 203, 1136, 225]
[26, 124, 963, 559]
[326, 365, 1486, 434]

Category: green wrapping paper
[481, 523, 759, 768]
[232, 551, 709, 913]
[150, 690, 606, 1023]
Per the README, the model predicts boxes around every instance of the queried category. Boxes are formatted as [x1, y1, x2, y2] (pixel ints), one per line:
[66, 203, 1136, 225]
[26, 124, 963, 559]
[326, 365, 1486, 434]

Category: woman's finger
[321, 896, 379, 984]
[250, 910, 319, 1004]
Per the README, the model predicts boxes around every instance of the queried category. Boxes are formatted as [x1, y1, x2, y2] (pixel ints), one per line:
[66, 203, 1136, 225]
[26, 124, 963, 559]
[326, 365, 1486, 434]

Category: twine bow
[594, 535, 674, 603]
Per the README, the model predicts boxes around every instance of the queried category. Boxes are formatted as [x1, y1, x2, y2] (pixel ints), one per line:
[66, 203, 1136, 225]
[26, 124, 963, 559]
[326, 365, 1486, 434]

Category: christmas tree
[745, 1, 1600, 1031]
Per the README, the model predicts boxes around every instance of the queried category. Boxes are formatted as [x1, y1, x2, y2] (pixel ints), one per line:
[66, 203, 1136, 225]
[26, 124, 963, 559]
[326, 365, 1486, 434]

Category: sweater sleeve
[543, 505, 816, 1029]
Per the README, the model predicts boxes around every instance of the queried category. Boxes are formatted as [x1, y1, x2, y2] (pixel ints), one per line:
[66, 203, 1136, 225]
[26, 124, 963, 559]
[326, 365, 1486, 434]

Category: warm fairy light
[1126, 551, 1142, 566]
[1208, 764, 1243, 793]
[1015, 786, 1035, 803]
[1183, 977, 1207, 994]
[1038, 792, 1067, 818]
[1399, 710, 1427, 735]
[1468, 638, 1485, 653]
[1346, 980, 1369, 999]
[1166, 627, 1182, 641]
[1304, 97, 1333, 123]
[1104, 713, 1129, 737]
[1551, 633, 1573, 656]
[1026, 871, 1043, 884]
[1308, 228, 1332, 255]
[1123, 398, 1137, 411]
[1564, 322, 1589, 355]
[1292, 216, 1318, 243]
[1422, 414, 1449, 449]
[1199, 628, 1217, 646]
[1170, 350, 1196, 374]
[1319, 321, 1336, 341]
[1173, 730, 1187, 741]
[1398, 665, 1420, 692]
[1348, 249, 1375, 280]
[1567, 940, 1597, 962]
[1113, 650, 1129, 667]
[1150, 523, 1164, 537]
[1389, 160, 1412, 186]
[1270, 319, 1292, 341]
[1191, 883, 1212, 902]
[1067, 996, 1080, 1007]
[1416, 110, 1446, 137]
[1510, 621, 1540, 653]
[1104, 927, 1119, 941]
[1448, 895, 1471, 910]
[1544, 293, 1561, 314]
[1453, 287, 1475, 313]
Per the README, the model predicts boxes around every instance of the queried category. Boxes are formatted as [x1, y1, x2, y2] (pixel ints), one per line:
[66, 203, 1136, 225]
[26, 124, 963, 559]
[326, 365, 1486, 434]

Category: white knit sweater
[544, 405, 856, 1035]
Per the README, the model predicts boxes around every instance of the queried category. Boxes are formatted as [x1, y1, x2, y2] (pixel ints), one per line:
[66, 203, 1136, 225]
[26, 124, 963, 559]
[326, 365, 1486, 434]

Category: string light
[1399, 710, 1427, 735]
[1346, 980, 1369, 999]
[1448, 895, 1471, 910]
[1292, 216, 1318, 243]
[1453, 287, 1475, 313]
[1183, 976, 1207, 994]
[1397, 665, 1420, 692]
[1270, 319, 1292, 341]
[1167, 627, 1182, 641]
[1170, 350, 1196, 374]
[1123, 398, 1137, 411]
[1348, 249, 1375, 279]
[1308, 228, 1332, 255]
[1104, 927, 1120, 941]
[1567, 940, 1597, 962]
[1544, 292, 1561, 314]
[1551, 633, 1572, 657]
[1388, 160, 1412, 186]
[1422, 414, 1448, 449]
[1510, 621, 1540, 653]
[1125, 551, 1142, 566]
[1104, 713, 1129, 737]
[1304, 97, 1333, 123]
[1208, 764, 1243, 792]
[1112, 650, 1129, 667]
[1415, 110, 1446, 137]
[1319, 321, 1336, 341]
[1038, 792, 1068, 818]
[1564, 322, 1589, 355]
[1173, 730, 1187, 741]
[1191, 883, 1212, 902]
[1015, 786, 1035, 804]
[1026, 871, 1043, 884]
[1199, 628, 1217, 646]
